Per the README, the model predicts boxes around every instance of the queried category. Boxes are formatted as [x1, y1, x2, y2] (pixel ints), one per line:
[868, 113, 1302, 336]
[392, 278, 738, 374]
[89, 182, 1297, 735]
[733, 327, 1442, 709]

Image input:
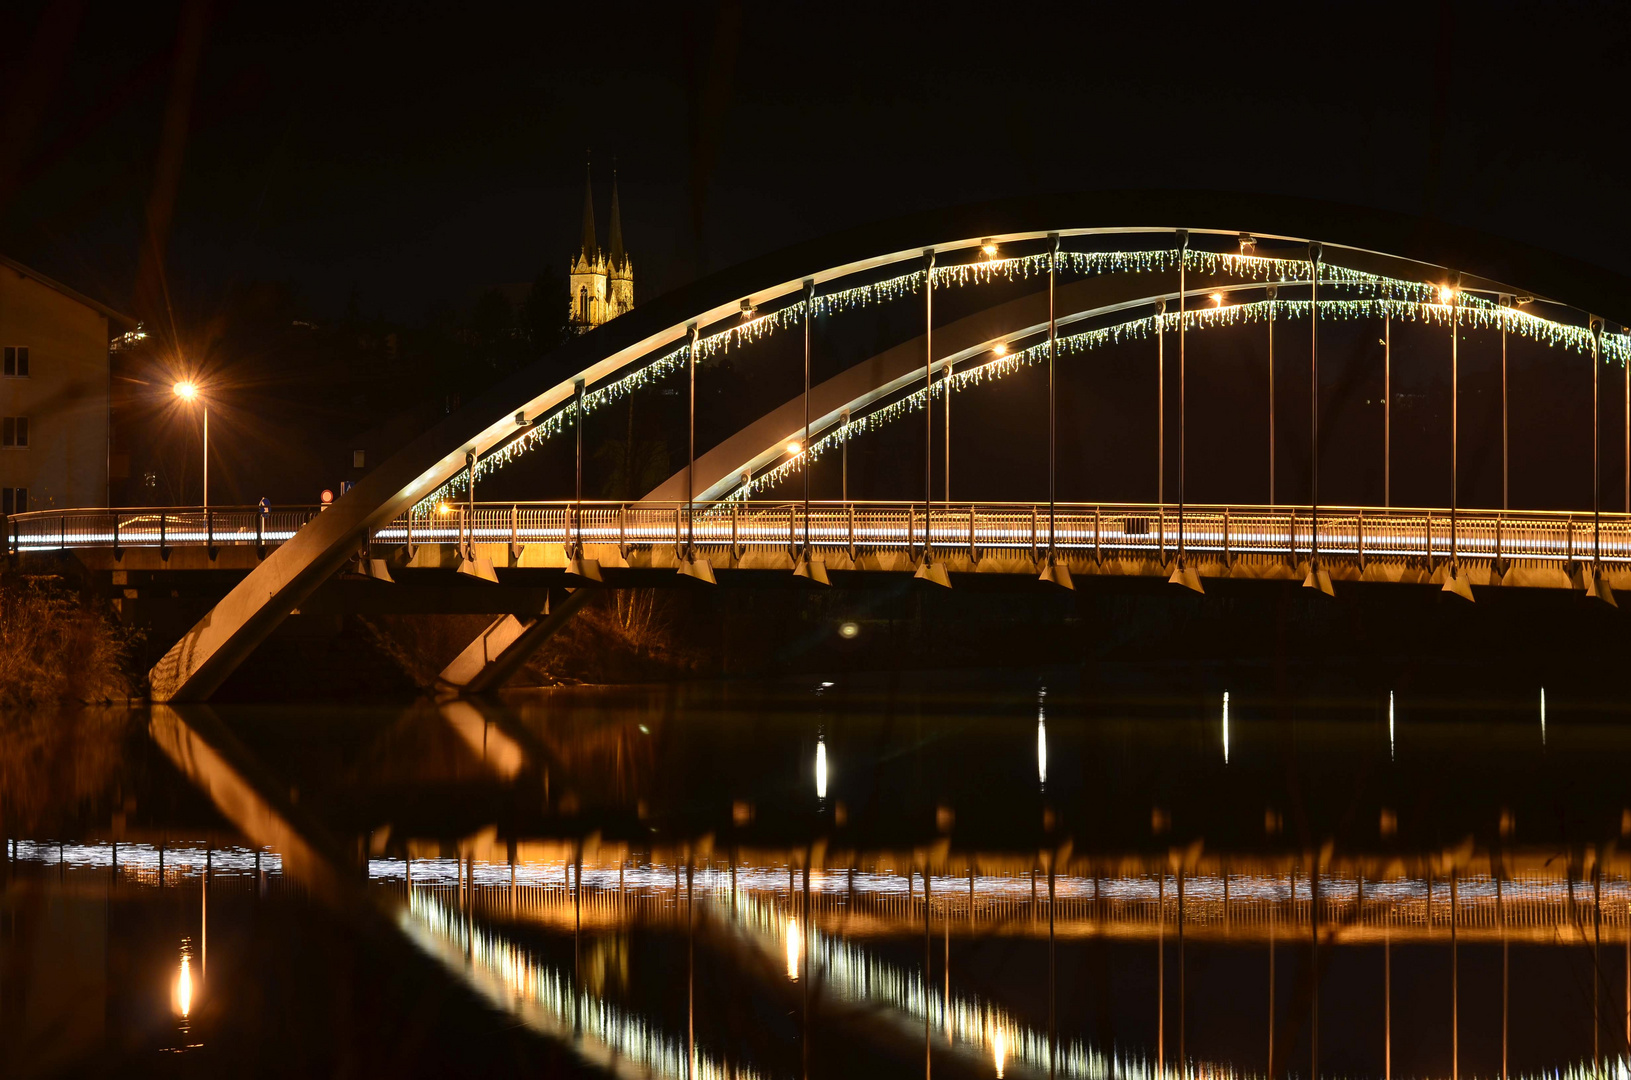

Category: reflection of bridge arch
[145, 193, 1631, 700]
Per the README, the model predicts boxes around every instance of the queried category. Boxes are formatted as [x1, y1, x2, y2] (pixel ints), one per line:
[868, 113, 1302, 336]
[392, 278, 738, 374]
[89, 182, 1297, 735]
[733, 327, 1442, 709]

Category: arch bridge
[15, 193, 1631, 701]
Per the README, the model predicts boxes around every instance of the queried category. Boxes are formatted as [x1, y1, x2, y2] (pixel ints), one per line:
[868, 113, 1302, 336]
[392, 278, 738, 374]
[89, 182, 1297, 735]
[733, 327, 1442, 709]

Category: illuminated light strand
[813, 270, 925, 314]
[404, 888, 761, 1080]
[726, 294, 1628, 502]
[419, 347, 689, 509]
[1060, 249, 1180, 276]
[755, 882, 1225, 1080]
[419, 248, 1617, 509]
[1059, 248, 1448, 304]
[731, 301, 1294, 501]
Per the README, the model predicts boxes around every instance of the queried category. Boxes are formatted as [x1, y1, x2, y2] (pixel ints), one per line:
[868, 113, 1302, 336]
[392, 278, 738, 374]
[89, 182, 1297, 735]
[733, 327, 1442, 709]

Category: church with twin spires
[568, 164, 633, 332]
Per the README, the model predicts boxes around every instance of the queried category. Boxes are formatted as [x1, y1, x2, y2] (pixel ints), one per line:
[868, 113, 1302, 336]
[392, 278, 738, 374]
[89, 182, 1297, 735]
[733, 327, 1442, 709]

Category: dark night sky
[3, 1, 1630, 327]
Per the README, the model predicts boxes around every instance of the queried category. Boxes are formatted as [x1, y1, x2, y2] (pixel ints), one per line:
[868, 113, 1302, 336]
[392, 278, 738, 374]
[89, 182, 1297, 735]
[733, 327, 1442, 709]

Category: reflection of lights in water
[786, 917, 802, 980]
[1221, 691, 1230, 765]
[175, 947, 193, 1018]
[1541, 687, 1547, 744]
[48, 838, 1623, 1080]
[1036, 694, 1047, 785]
[815, 737, 828, 799]
[400, 888, 763, 1080]
[401, 872, 1631, 1080]
[739, 884, 1132, 1080]
[1389, 690, 1395, 760]
[4, 842, 280, 879]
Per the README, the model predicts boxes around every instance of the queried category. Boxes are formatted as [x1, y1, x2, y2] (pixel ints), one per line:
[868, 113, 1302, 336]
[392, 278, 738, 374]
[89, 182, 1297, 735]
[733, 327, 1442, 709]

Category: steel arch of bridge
[142, 192, 1631, 701]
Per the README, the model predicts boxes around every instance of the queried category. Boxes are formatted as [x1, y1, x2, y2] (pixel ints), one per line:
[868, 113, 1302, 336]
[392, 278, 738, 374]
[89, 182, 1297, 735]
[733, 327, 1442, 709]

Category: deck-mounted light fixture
[914, 559, 950, 588]
[1038, 560, 1074, 589]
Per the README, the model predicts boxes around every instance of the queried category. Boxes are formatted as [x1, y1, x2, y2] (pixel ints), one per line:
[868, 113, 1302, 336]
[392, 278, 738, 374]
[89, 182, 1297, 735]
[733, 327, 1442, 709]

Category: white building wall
[0, 269, 110, 509]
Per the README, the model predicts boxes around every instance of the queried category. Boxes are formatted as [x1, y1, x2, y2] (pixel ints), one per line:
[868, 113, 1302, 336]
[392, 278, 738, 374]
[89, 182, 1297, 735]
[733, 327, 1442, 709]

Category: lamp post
[173, 380, 208, 507]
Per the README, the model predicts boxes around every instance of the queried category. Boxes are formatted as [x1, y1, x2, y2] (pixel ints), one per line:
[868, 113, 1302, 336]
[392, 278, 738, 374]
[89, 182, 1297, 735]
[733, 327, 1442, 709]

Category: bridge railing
[380, 501, 1631, 566]
[7, 505, 320, 553]
[12, 500, 1631, 567]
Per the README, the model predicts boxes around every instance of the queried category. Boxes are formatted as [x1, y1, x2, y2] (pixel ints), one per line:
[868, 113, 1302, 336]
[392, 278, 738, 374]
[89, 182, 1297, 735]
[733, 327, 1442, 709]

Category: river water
[3, 675, 1627, 1079]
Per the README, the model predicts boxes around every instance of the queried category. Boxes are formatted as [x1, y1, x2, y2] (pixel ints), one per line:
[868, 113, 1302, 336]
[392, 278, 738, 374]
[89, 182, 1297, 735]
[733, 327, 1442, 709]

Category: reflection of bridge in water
[388, 847, 1631, 946]
[21, 838, 1631, 945]
[17, 837, 1631, 1080]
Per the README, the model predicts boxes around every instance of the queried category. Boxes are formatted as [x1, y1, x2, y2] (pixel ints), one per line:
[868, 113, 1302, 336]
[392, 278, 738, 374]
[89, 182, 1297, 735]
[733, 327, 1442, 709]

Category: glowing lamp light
[815, 736, 828, 799]
[173, 380, 199, 401]
[1438, 284, 1458, 304]
[992, 342, 1009, 357]
[1210, 292, 1224, 307]
[437, 502, 452, 515]
[786, 441, 802, 456]
[981, 242, 999, 258]
[785, 917, 802, 980]
[174, 949, 193, 1018]
[838, 621, 859, 639]
[1036, 713, 1047, 785]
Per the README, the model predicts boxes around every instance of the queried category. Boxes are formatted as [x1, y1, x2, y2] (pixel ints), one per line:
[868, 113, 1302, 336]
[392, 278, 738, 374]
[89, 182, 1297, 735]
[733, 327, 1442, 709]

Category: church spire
[607, 166, 625, 268]
[579, 156, 597, 261]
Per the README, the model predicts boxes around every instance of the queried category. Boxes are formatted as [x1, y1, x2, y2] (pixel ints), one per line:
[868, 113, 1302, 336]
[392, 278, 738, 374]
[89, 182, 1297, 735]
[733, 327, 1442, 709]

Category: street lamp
[173, 380, 208, 507]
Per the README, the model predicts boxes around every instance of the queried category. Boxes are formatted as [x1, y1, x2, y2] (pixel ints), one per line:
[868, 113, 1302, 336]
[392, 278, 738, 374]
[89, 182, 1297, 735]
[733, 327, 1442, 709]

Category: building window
[352, 449, 366, 469]
[2, 417, 28, 447]
[1, 488, 25, 515]
[579, 285, 589, 323]
[3, 347, 27, 377]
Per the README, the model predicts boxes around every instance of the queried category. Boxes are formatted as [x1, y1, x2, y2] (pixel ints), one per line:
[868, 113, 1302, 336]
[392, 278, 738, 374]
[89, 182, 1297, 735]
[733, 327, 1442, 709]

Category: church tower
[606, 170, 634, 318]
[567, 159, 633, 333]
[568, 161, 608, 331]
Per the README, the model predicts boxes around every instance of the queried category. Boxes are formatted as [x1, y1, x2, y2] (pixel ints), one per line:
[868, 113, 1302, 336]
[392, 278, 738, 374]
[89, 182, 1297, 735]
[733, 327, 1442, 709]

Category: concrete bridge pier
[436, 587, 593, 695]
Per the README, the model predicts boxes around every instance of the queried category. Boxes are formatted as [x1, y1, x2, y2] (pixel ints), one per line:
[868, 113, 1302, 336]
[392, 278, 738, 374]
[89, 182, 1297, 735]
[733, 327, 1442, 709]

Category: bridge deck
[17, 501, 1631, 590]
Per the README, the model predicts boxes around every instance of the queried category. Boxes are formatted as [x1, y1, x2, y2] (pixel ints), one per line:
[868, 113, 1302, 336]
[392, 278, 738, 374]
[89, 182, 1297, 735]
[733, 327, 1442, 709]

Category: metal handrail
[10, 501, 1631, 567]
[8, 504, 320, 519]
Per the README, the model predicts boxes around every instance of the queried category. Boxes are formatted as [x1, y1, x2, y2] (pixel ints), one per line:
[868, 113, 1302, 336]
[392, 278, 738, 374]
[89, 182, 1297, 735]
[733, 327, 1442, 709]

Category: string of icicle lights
[728, 295, 1631, 501]
[417, 249, 1627, 510]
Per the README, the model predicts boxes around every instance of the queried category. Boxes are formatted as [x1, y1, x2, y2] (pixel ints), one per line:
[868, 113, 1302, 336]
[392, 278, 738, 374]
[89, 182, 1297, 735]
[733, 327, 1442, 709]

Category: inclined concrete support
[437, 588, 594, 695]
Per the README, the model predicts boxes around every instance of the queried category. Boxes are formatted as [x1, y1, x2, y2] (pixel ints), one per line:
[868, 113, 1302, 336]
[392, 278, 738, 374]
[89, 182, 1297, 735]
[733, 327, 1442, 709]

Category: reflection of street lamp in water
[785, 918, 802, 980]
[174, 941, 194, 1019]
[1036, 690, 1047, 786]
[173, 380, 209, 507]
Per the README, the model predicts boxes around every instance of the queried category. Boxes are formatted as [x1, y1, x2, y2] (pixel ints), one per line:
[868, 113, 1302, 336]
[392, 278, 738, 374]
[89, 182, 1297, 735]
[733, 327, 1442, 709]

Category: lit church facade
[568, 164, 634, 332]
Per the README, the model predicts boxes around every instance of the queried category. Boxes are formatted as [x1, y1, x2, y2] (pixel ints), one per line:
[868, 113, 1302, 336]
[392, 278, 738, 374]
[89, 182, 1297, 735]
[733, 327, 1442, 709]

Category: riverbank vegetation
[0, 574, 134, 708]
